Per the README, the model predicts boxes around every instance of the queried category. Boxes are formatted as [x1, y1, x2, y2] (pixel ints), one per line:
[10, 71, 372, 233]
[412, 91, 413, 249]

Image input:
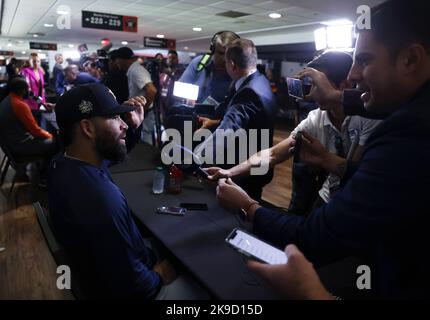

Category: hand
[198, 116, 220, 129]
[45, 102, 55, 111]
[296, 68, 342, 109]
[204, 167, 231, 181]
[295, 131, 329, 168]
[123, 96, 146, 129]
[153, 259, 178, 285]
[216, 178, 253, 211]
[247, 245, 333, 300]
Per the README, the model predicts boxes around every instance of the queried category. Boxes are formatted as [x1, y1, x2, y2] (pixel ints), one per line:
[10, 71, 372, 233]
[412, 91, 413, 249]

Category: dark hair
[168, 50, 178, 56]
[8, 76, 28, 95]
[225, 38, 258, 70]
[357, 0, 430, 58]
[308, 51, 353, 87]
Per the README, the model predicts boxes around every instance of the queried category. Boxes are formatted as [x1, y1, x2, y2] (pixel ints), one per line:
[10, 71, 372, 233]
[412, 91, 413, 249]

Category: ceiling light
[7, 43, 12, 47]
[44, 23, 54, 28]
[0, 56, 4, 59]
[156, 34, 165, 38]
[184, 46, 189, 50]
[121, 41, 128, 45]
[33, 34, 39, 37]
[38, 49, 42, 52]
[21, 51, 26, 54]
[68, 44, 74, 48]
[269, 13, 282, 19]
[57, 9, 69, 15]
[192, 27, 202, 32]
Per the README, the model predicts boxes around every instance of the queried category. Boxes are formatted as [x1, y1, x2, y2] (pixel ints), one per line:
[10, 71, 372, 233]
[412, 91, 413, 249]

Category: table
[113, 170, 278, 299]
[109, 143, 162, 174]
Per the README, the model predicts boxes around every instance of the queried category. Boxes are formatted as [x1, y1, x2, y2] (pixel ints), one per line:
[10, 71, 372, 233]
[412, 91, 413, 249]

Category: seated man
[207, 51, 381, 209]
[0, 77, 56, 158]
[195, 38, 278, 200]
[48, 83, 207, 299]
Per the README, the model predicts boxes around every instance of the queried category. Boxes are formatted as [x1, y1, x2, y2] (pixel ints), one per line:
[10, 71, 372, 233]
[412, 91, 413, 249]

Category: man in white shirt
[207, 50, 381, 207]
[115, 47, 157, 145]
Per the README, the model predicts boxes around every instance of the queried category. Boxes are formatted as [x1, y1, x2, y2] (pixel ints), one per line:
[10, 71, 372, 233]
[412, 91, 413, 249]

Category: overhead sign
[0, 50, 14, 56]
[143, 37, 176, 50]
[29, 42, 57, 51]
[82, 10, 137, 33]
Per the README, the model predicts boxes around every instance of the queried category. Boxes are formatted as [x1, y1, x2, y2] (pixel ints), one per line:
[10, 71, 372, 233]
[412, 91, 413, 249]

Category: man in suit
[196, 38, 278, 200]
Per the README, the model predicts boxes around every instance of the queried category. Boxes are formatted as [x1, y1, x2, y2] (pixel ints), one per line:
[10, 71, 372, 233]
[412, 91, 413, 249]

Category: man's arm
[11, 98, 53, 139]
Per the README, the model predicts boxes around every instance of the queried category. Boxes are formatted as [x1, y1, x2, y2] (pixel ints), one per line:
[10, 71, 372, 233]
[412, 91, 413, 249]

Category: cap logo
[79, 100, 93, 114]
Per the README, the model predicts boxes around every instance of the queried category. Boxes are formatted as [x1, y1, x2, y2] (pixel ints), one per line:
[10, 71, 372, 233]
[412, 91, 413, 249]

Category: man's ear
[398, 43, 427, 75]
[79, 119, 96, 140]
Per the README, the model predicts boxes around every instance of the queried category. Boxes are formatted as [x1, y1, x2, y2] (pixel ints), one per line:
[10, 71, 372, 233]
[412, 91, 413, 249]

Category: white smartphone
[225, 228, 288, 265]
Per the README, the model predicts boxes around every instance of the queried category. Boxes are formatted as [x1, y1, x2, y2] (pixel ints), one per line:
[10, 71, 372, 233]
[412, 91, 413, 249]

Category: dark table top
[109, 143, 162, 174]
[113, 170, 278, 299]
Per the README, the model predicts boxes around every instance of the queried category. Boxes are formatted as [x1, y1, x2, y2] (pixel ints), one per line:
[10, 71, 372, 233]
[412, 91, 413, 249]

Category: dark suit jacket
[212, 71, 278, 198]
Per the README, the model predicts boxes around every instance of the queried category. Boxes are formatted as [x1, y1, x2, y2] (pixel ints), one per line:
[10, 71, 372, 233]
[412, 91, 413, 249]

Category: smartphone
[225, 228, 288, 265]
[179, 203, 208, 211]
[287, 77, 304, 99]
[155, 206, 187, 216]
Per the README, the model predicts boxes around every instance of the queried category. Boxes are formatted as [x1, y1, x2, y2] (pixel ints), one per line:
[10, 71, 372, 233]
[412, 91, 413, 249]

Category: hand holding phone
[226, 228, 287, 265]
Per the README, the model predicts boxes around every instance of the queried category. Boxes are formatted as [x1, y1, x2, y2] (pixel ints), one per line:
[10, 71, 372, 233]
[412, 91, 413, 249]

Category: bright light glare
[173, 81, 199, 101]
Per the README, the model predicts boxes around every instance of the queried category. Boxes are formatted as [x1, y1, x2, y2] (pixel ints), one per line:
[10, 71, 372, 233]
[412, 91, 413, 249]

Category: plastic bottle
[152, 167, 165, 194]
[168, 165, 183, 194]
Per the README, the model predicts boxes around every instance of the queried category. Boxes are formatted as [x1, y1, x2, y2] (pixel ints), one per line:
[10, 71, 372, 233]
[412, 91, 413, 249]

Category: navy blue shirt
[48, 154, 161, 299]
[253, 81, 430, 298]
[179, 55, 231, 103]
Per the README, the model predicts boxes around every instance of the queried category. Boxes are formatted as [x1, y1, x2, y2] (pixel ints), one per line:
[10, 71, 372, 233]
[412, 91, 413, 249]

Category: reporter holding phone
[210, 50, 381, 211]
[219, 0, 430, 299]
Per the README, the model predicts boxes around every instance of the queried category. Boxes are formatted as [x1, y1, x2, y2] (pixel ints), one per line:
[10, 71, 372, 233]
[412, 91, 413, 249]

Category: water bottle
[152, 167, 165, 194]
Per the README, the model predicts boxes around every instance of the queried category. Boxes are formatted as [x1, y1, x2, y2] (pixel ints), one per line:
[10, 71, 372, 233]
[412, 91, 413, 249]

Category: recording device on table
[286, 76, 312, 100]
[180, 203, 208, 211]
[156, 206, 187, 216]
[225, 228, 288, 265]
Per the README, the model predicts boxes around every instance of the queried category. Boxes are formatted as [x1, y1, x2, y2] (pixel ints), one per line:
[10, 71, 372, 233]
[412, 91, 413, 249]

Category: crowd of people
[0, 0, 428, 300]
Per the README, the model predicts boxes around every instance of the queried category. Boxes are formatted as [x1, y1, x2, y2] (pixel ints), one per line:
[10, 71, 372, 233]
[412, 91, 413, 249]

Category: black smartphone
[179, 203, 208, 211]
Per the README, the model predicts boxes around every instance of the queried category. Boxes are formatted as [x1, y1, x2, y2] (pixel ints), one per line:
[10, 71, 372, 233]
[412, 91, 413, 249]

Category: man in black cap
[115, 47, 157, 145]
[48, 83, 206, 299]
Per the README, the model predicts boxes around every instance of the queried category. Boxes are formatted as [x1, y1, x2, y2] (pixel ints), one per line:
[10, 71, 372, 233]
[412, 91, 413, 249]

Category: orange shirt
[10, 93, 53, 139]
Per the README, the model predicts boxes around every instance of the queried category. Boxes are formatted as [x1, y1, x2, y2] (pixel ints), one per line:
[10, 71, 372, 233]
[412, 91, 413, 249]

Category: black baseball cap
[115, 47, 135, 60]
[307, 51, 353, 87]
[55, 83, 135, 131]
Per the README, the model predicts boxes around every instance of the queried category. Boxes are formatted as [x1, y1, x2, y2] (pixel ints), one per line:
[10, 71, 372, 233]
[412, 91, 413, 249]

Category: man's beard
[95, 128, 127, 163]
